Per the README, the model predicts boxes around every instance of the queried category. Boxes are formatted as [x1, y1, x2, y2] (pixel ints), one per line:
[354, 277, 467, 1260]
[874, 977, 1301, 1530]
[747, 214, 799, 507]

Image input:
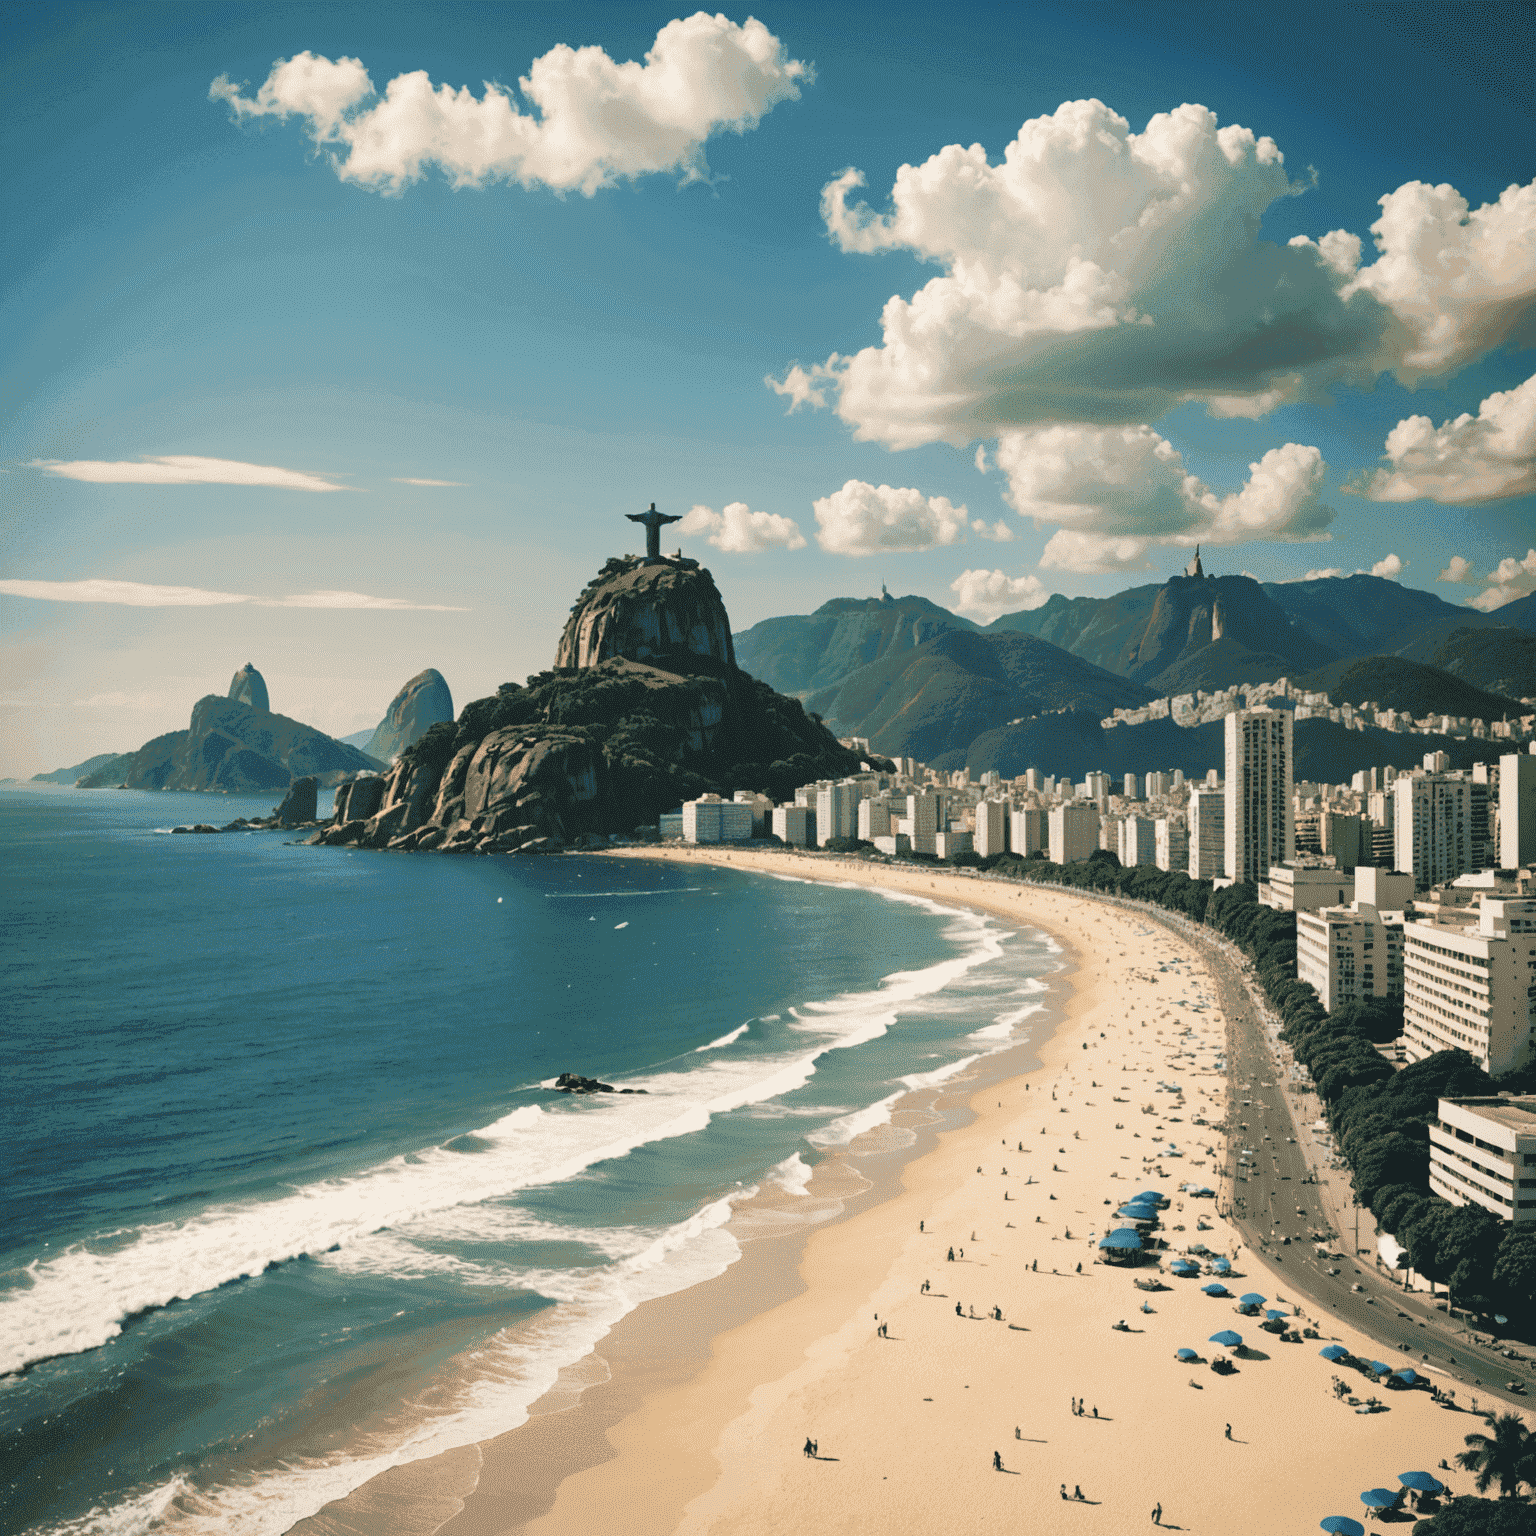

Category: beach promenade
[372, 844, 1503, 1536]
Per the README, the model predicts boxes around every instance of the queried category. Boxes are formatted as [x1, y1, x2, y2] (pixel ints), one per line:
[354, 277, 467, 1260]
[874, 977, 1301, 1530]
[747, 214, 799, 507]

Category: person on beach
[804, 1438, 813, 1458]
[1015, 1426, 1021, 1439]
[1153, 1502, 1163, 1524]
[921, 1280, 929, 1294]
[956, 1303, 964, 1316]
[1075, 1485, 1085, 1501]
[947, 1247, 955, 1261]
[993, 1451, 1003, 1471]
[1224, 1423, 1232, 1440]
[1061, 1485, 1069, 1500]
[1071, 1397, 1077, 1415]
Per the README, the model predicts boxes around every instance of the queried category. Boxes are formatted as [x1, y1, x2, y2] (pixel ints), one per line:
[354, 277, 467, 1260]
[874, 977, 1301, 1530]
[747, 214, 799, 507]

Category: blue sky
[3, 0, 1533, 775]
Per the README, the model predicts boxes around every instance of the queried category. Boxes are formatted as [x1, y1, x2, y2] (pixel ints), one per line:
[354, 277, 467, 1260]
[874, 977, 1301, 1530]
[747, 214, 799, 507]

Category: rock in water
[554, 556, 735, 671]
[364, 668, 454, 763]
[228, 663, 270, 712]
[273, 776, 318, 827]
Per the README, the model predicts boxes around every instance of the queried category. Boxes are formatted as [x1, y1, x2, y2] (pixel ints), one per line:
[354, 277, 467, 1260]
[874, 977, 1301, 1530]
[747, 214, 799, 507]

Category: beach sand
[303, 847, 1483, 1536]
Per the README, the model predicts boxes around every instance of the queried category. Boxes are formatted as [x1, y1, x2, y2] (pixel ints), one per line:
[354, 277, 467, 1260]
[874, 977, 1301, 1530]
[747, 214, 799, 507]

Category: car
[1352, 1283, 1364, 1293]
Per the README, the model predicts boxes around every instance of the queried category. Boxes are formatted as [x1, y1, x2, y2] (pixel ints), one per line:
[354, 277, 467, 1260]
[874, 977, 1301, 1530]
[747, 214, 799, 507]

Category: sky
[2, 0, 1534, 777]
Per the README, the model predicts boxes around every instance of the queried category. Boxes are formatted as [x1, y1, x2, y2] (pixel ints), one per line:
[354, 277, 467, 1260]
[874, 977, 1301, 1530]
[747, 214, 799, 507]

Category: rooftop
[1443, 1096, 1536, 1135]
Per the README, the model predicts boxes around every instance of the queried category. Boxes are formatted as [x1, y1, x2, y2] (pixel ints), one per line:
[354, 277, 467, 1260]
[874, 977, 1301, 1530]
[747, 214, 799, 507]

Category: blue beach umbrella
[1202, 1283, 1230, 1296]
[1136, 1191, 1164, 1202]
[1209, 1330, 1242, 1348]
[1176, 1348, 1199, 1361]
[1394, 1369, 1419, 1386]
[1319, 1344, 1350, 1362]
[1099, 1228, 1142, 1250]
[1398, 1472, 1442, 1494]
[1320, 1518, 1365, 1536]
[1170, 1260, 1199, 1276]
[1239, 1292, 1265, 1305]
[1360, 1489, 1398, 1510]
[1368, 1361, 1391, 1377]
[1210, 1258, 1232, 1273]
[1265, 1309, 1287, 1320]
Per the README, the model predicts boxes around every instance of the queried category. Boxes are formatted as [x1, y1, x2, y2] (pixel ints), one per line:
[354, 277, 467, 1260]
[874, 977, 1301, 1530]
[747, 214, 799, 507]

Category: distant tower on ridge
[1185, 544, 1205, 579]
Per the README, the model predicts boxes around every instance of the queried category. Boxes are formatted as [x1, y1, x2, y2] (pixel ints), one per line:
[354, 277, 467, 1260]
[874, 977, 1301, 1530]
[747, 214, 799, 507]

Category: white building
[934, 830, 973, 861]
[732, 790, 773, 836]
[906, 791, 942, 840]
[1188, 786, 1226, 881]
[858, 796, 893, 842]
[1010, 806, 1044, 857]
[974, 798, 1008, 858]
[816, 782, 858, 846]
[1429, 1097, 1536, 1226]
[683, 795, 754, 844]
[1260, 864, 1353, 912]
[1155, 817, 1188, 874]
[1402, 897, 1536, 1074]
[1502, 751, 1536, 870]
[1049, 803, 1100, 865]
[1225, 708, 1294, 884]
[772, 805, 814, 847]
[1123, 773, 1140, 800]
[1145, 771, 1170, 800]
[1118, 816, 1157, 867]
[1394, 774, 1473, 891]
[1355, 866, 1415, 911]
[1295, 902, 1405, 1012]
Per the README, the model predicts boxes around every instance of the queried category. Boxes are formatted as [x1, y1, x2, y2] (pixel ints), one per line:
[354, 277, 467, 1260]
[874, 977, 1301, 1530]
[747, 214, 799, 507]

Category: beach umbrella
[1319, 1344, 1350, 1362]
[1171, 1260, 1199, 1275]
[1099, 1228, 1142, 1250]
[1136, 1190, 1163, 1201]
[1266, 1309, 1287, 1320]
[1210, 1258, 1232, 1273]
[1397, 1472, 1442, 1494]
[1394, 1369, 1419, 1386]
[1367, 1361, 1391, 1377]
[1209, 1330, 1242, 1348]
[1202, 1283, 1229, 1296]
[1360, 1489, 1397, 1510]
[1239, 1293, 1266, 1306]
[1319, 1518, 1365, 1536]
[1176, 1348, 1199, 1361]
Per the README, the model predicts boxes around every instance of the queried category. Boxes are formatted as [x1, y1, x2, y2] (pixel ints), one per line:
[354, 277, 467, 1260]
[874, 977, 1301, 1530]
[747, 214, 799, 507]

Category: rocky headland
[362, 668, 454, 764]
[316, 554, 879, 855]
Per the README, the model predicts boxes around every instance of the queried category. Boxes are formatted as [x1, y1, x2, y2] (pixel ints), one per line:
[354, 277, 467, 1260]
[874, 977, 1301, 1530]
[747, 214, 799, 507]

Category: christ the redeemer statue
[627, 502, 682, 562]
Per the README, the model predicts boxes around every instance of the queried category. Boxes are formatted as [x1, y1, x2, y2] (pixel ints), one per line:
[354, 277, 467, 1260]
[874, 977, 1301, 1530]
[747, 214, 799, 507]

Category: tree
[1414, 1495, 1536, 1535]
[1456, 1413, 1536, 1499]
[1492, 1229, 1536, 1316]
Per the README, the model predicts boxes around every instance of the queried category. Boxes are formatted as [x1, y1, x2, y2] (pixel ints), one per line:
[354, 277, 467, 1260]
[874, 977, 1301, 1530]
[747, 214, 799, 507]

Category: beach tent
[1360, 1489, 1398, 1510]
[1202, 1283, 1230, 1296]
[1398, 1473, 1442, 1494]
[1319, 1345, 1350, 1362]
[1367, 1361, 1391, 1377]
[1319, 1518, 1365, 1536]
[1099, 1228, 1143, 1250]
[1209, 1330, 1242, 1348]
[1239, 1293, 1266, 1306]
[1210, 1258, 1232, 1274]
[1176, 1348, 1199, 1361]
[1392, 1369, 1419, 1386]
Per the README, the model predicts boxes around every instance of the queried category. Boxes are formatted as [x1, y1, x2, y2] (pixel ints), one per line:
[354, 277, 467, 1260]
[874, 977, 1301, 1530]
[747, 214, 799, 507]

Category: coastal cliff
[362, 668, 455, 763]
[319, 556, 873, 854]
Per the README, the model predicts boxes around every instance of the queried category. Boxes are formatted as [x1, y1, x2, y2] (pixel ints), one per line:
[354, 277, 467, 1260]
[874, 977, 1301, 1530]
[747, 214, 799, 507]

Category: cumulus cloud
[997, 426, 1330, 572]
[393, 477, 465, 487]
[949, 568, 1050, 622]
[812, 481, 971, 555]
[1467, 548, 1536, 612]
[0, 579, 464, 610]
[1352, 373, 1536, 504]
[1438, 555, 1476, 584]
[1369, 553, 1406, 579]
[211, 17, 810, 196]
[1302, 567, 1345, 581]
[678, 501, 806, 552]
[971, 517, 1014, 541]
[770, 100, 1535, 452]
[29, 455, 351, 491]
[765, 361, 838, 413]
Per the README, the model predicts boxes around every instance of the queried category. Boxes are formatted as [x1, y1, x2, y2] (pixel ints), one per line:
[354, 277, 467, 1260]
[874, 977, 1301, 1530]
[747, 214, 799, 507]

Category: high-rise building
[1319, 812, 1367, 868]
[1155, 818, 1188, 873]
[1118, 816, 1156, 866]
[1022, 768, 1044, 792]
[1394, 774, 1472, 890]
[1049, 803, 1100, 865]
[1402, 898, 1536, 1074]
[1010, 806, 1044, 857]
[772, 805, 814, 846]
[974, 798, 1008, 858]
[1188, 788, 1226, 881]
[1296, 901, 1405, 1012]
[1428, 1097, 1536, 1226]
[1224, 709, 1294, 884]
[1123, 773, 1140, 800]
[858, 796, 893, 842]
[1145, 771, 1170, 799]
[815, 782, 858, 846]
[683, 795, 754, 843]
[1502, 752, 1536, 869]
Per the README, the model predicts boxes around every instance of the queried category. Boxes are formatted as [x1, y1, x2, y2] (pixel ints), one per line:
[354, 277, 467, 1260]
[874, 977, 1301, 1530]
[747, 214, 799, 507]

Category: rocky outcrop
[555, 556, 735, 671]
[273, 776, 318, 827]
[86, 695, 383, 792]
[363, 668, 455, 763]
[228, 663, 270, 712]
[314, 557, 874, 857]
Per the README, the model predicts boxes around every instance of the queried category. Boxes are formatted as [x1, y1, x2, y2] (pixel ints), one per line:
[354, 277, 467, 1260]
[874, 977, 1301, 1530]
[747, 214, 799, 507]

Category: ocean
[0, 784, 1058, 1535]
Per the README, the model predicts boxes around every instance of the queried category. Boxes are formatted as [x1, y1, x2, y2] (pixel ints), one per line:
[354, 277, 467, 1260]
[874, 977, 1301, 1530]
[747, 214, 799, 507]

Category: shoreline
[302, 847, 1497, 1536]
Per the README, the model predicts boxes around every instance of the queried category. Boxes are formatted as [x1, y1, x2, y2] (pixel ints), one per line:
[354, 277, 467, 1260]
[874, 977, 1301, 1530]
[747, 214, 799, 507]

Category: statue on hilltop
[627, 502, 682, 563]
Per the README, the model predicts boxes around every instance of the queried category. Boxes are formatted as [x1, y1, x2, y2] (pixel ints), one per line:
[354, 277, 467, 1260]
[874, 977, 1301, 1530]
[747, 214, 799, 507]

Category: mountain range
[734, 571, 1535, 772]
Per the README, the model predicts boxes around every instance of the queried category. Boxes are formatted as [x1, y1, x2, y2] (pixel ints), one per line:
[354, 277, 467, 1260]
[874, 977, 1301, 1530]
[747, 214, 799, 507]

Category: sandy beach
[303, 847, 1494, 1536]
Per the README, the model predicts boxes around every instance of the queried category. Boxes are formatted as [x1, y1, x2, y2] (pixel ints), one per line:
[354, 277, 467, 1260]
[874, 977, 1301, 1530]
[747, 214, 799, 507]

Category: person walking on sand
[1015, 1426, 1021, 1440]
[1152, 1502, 1162, 1525]
[947, 1246, 955, 1261]
[956, 1303, 963, 1316]
[993, 1451, 1003, 1471]
[1061, 1485, 1069, 1501]
[804, 1438, 813, 1458]
[1224, 1423, 1232, 1440]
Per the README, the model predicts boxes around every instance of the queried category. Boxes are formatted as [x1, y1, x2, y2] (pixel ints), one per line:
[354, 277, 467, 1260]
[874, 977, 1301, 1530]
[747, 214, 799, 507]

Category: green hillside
[1291, 655, 1526, 722]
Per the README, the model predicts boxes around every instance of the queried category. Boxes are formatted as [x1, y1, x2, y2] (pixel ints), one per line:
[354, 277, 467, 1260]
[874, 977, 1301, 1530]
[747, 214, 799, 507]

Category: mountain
[804, 629, 1153, 765]
[1257, 574, 1493, 659]
[987, 573, 1332, 692]
[31, 752, 132, 786]
[1491, 592, 1536, 633]
[362, 668, 455, 763]
[79, 695, 383, 791]
[1421, 627, 1536, 701]
[227, 662, 270, 711]
[340, 729, 376, 749]
[1290, 656, 1528, 722]
[318, 554, 875, 854]
[734, 591, 976, 698]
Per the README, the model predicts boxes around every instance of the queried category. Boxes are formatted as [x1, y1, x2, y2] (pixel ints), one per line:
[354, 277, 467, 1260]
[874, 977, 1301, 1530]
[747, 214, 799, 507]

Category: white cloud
[392, 477, 465, 487]
[677, 501, 806, 552]
[212, 17, 810, 197]
[1352, 373, 1536, 504]
[971, 517, 1013, 541]
[775, 100, 1535, 451]
[0, 579, 464, 610]
[1467, 548, 1536, 612]
[765, 361, 838, 413]
[949, 569, 1050, 622]
[1438, 555, 1476, 584]
[812, 481, 971, 556]
[1369, 552, 1405, 579]
[1302, 567, 1345, 581]
[996, 426, 1330, 572]
[29, 455, 351, 491]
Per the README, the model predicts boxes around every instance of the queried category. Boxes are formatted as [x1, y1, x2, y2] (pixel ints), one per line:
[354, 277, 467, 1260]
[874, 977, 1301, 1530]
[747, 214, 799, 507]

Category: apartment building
[1225, 708, 1294, 884]
[974, 798, 1007, 858]
[1010, 806, 1044, 857]
[1118, 816, 1157, 867]
[1503, 751, 1536, 869]
[1428, 1096, 1536, 1226]
[1295, 901, 1405, 1012]
[683, 795, 754, 844]
[1049, 802, 1100, 865]
[1394, 773, 1473, 891]
[1155, 817, 1188, 874]
[1188, 787, 1226, 881]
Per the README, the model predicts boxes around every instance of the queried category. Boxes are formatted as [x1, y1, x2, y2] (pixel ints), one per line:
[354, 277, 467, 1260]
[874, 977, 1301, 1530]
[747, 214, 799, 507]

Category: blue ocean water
[0, 784, 1056, 1535]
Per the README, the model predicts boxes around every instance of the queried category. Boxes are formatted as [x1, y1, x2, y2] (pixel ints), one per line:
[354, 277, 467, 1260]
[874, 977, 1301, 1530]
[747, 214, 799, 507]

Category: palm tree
[1455, 1412, 1536, 1499]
